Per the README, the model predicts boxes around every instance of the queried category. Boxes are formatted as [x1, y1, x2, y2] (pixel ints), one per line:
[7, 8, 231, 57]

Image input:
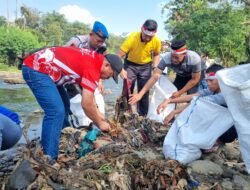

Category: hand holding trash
[99, 121, 110, 132]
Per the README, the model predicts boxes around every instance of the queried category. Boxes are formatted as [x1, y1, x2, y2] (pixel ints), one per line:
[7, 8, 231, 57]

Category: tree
[162, 1, 249, 66]
[0, 26, 41, 66]
[43, 22, 64, 45]
[20, 5, 40, 28]
[0, 16, 7, 27]
[63, 22, 90, 43]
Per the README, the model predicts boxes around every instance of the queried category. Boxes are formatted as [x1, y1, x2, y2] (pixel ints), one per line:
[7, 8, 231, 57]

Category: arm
[64, 37, 79, 47]
[172, 72, 201, 98]
[153, 53, 160, 68]
[163, 104, 189, 125]
[81, 88, 109, 131]
[129, 68, 162, 105]
[117, 50, 128, 79]
[117, 49, 126, 59]
[157, 93, 200, 114]
[98, 79, 104, 93]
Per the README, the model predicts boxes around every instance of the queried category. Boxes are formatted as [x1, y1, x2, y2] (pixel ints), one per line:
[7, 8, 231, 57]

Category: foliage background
[162, 0, 250, 66]
[0, 6, 125, 67]
[0, 1, 249, 68]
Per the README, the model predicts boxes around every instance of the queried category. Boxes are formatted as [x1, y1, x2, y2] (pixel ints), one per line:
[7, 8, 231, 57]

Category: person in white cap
[117, 19, 161, 116]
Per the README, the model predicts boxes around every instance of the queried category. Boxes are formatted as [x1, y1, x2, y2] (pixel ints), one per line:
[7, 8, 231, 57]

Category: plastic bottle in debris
[78, 123, 100, 157]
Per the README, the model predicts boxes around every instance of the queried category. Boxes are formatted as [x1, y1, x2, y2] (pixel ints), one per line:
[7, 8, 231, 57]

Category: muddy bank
[0, 71, 25, 84]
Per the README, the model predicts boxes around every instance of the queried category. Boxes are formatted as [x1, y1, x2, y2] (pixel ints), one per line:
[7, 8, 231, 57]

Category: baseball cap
[104, 54, 123, 83]
[92, 21, 109, 39]
[142, 19, 157, 36]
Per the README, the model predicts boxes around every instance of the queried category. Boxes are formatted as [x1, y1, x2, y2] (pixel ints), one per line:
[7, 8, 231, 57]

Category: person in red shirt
[22, 46, 124, 160]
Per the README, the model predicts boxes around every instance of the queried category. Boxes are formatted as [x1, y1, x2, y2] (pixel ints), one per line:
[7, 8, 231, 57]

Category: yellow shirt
[120, 32, 161, 64]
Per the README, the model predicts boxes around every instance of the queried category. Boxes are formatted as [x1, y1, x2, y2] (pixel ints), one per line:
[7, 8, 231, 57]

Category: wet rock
[221, 180, 233, 190]
[233, 175, 250, 190]
[3, 78, 25, 84]
[221, 167, 235, 178]
[5, 160, 37, 190]
[202, 152, 225, 165]
[189, 160, 223, 175]
[0, 71, 22, 79]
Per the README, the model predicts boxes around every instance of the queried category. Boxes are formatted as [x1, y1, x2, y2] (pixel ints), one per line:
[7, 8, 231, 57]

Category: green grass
[0, 63, 20, 72]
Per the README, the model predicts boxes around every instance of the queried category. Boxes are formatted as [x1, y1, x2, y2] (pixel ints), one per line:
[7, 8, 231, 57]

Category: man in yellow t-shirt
[117, 19, 161, 116]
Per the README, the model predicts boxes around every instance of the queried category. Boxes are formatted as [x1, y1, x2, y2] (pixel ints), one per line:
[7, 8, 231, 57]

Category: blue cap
[92, 21, 109, 39]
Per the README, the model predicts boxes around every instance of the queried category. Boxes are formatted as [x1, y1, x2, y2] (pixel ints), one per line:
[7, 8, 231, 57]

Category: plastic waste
[78, 124, 101, 157]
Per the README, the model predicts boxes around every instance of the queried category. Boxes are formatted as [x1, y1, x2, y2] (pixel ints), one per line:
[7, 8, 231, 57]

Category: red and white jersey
[23, 47, 104, 92]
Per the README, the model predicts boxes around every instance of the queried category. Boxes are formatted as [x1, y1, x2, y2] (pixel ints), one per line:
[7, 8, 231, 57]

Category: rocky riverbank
[0, 110, 250, 190]
[0, 71, 25, 84]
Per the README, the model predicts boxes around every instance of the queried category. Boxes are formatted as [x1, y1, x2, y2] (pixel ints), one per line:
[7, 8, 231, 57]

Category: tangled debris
[1, 96, 250, 190]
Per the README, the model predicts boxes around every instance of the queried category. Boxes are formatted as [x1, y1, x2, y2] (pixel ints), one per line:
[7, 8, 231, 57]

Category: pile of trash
[1, 96, 250, 190]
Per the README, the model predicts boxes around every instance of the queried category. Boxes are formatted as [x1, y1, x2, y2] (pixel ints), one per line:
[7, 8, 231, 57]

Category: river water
[0, 78, 123, 152]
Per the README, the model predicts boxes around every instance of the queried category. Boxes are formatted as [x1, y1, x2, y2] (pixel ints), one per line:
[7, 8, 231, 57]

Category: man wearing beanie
[117, 19, 161, 116]
[129, 39, 205, 105]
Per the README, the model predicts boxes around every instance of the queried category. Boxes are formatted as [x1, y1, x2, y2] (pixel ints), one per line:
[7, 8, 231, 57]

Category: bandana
[142, 26, 156, 36]
[171, 46, 187, 54]
[205, 72, 216, 80]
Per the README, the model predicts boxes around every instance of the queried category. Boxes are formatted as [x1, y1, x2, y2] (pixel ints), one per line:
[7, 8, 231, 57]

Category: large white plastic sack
[147, 75, 177, 123]
[70, 89, 105, 126]
[216, 63, 250, 174]
[163, 97, 234, 164]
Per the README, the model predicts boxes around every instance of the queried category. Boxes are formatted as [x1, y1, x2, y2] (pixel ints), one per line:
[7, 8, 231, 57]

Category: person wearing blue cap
[65, 21, 109, 92]
[64, 21, 109, 127]
[0, 106, 22, 151]
[65, 21, 109, 54]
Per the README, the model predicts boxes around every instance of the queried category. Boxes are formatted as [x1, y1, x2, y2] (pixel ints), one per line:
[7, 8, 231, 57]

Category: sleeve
[198, 89, 211, 96]
[65, 36, 81, 47]
[80, 70, 99, 93]
[157, 53, 171, 71]
[120, 33, 134, 53]
[192, 54, 202, 73]
[201, 93, 227, 106]
[157, 58, 168, 71]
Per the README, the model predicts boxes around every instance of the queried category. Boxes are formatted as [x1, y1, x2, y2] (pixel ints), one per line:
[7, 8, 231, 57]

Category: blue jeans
[22, 65, 70, 159]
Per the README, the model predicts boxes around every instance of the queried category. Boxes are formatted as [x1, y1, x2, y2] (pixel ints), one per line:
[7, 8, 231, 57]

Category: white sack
[163, 97, 234, 164]
[70, 89, 105, 126]
[147, 75, 176, 123]
[216, 63, 250, 173]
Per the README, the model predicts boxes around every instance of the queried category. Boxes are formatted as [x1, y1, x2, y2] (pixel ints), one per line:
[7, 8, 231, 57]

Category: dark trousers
[219, 126, 238, 143]
[174, 71, 205, 94]
[124, 60, 152, 116]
